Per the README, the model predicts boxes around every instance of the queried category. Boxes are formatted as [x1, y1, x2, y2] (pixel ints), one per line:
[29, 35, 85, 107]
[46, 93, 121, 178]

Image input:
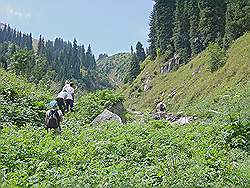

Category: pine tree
[128, 54, 140, 83]
[148, 5, 157, 59]
[80, 44, 86, 69]
[224, 0, 250, 48]
[37, 35, 45, 55]
[189, 0, 202, 55]
[72, 38, 80, 78]
[85, 45, 96, 70]
[27, 33, 33, 50]
[198, 0, 226, 49]
[173, 0, 191, 63]
[130, 45, 134, 54]
[135, 41, 146, 63]
[154, 0, 176, 55]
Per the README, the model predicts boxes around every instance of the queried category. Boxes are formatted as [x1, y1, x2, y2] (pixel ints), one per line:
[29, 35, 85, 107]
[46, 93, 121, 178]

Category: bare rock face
[161, 53, 180, 74]
[192, 64, 204, 76]
[92, 110, 123, 124]
[142, 73, 153, 92]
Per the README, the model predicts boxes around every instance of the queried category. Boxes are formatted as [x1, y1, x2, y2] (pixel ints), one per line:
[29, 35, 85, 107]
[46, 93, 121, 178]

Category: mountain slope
[124, 33, 250, 117]
[97, 53, 132, 87]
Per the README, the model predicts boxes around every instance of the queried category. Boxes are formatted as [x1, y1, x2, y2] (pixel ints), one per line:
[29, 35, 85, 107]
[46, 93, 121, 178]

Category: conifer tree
[188, 0, 202, 55]
[128, 54, 140, 83]
[173, 0, 191, 63]
[148, 5, 157, 59]
[37, 35, 45, 55]
[130, 45, 134, 54]
[27, 33, 33, 50]
[224, 0, 250, 48]
[85, 45, 96, 70]
[80, 44, 86, 69]
[198, 0, 226, 49]
[154, 0, 176, 55]
[135, 41, 146, 63]
[72, 38, 80, 78]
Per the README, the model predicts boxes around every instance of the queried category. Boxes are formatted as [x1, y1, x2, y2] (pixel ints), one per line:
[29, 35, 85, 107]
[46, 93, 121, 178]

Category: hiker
[56, 90, 68, 115]
[45, 101, 64, 134]
[155, 100, 167, 119]
[63, 80, 70, 91]
[65, 82, 76, 112]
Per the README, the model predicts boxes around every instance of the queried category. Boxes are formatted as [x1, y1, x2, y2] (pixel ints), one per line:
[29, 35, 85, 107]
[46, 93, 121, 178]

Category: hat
[49, 100, 58, 108]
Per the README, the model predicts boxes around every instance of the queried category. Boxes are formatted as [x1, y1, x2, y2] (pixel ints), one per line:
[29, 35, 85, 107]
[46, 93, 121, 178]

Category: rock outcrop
[160, 53, 180, 74]
[92, 109, 123, 124]
[192, 64, 204, 76]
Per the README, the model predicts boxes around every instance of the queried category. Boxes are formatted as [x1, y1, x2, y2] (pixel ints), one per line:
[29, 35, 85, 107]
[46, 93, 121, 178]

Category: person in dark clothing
[56, 90, 68, 115]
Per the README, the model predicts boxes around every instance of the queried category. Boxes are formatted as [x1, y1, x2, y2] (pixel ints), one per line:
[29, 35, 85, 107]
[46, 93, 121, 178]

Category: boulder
[108, 101, 127, 123]
[92, 109, 123, 124]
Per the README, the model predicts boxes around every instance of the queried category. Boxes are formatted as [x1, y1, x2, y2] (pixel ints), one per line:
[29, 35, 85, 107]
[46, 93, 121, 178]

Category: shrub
[207, 42, 226, 72]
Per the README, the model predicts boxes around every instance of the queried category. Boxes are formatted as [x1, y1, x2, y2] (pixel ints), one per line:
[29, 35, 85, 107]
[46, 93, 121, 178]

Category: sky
[0, 0, 154, 56]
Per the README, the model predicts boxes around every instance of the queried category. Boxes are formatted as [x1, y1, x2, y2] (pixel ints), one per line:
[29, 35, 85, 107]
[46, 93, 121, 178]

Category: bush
[67, 89, 124, 125]
[207, 42, 226, 72]
[0, 69, 51, 127]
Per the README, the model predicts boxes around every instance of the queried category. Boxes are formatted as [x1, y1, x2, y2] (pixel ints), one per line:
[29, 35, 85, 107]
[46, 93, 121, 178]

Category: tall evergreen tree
[154, 0, 176, 55]
[224, 0, 250, 48]
[135, 41, 146, 63]
[37, 35, 45, 55]
[72, 38, 80, 78]
[27, 33, 33, 50]
[198, 0, 226, 49]
[148, 5, 157, 59]
[80, 44, 86, 69]
[128, 54, 140, 83]
[85, 45, 96, 70]
[130, 45, 134, 54]
[173, 0, 191, 63]
[188, 0, 202, 55]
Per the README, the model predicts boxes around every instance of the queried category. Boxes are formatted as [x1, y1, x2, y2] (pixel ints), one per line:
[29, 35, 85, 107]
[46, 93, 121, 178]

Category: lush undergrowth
[1, 121, 249, 187]
[66, 90, 124, 125]
[0, 83, 249, 186]
[124, 33, 250, 118]
[0, 69, 51, 127]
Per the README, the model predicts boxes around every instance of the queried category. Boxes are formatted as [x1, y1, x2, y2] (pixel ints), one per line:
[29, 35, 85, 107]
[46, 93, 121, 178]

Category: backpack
[47, 110, 60, 129]
[159, 103, 166, 111]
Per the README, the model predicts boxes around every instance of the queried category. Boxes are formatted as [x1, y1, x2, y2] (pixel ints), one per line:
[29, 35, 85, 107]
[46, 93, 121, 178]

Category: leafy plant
[207, 42, 226, 72]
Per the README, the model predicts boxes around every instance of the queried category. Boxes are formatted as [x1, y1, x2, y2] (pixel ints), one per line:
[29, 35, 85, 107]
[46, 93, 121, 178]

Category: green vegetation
[1, 121, 249, 187]
[0, 1, 249, 186]
[125, 33, 250, 119]
[0, 68, 51, 127]
[0, 56, 249, 186]
[97, 53, 132, 86]
[0, 24, 110, 91]
[68, 90, 124, 125]
[149, 0, 249, 63]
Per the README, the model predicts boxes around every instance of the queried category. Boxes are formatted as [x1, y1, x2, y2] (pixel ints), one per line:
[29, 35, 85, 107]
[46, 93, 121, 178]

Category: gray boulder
[92, 109, 123, 124]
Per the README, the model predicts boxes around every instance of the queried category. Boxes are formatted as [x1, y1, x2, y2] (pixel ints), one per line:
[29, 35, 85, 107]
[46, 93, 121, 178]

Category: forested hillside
[125, 33, 250, 117]
[97, 53, 132, 86]
[97, 41, 147, 86]
[148, 0, 249, 63]
[0, 23, 111, 91]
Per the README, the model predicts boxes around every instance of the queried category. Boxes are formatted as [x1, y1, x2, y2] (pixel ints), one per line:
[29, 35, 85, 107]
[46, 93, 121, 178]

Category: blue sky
[0, 0, 153, 56]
